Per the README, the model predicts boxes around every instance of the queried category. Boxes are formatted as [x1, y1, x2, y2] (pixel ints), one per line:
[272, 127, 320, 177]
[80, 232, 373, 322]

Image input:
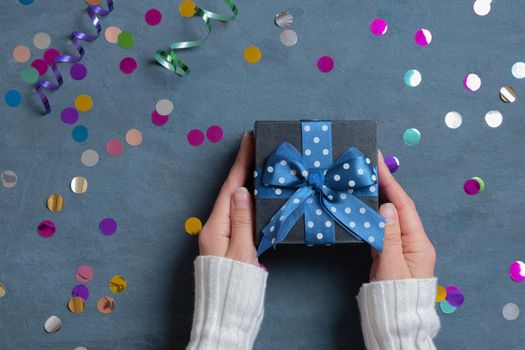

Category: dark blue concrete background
[1, 0, 524, 349]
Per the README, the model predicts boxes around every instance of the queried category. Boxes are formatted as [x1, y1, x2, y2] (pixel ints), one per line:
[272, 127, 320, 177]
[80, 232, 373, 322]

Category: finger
[226, 187, 258, 266]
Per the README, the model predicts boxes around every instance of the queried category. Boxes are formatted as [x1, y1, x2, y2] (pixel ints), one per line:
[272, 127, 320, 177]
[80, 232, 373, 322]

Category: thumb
[379, 203, 403, 256]
[226, 187, 258, 266]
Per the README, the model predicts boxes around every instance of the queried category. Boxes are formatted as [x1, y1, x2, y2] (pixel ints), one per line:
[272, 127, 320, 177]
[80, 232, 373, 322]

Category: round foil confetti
[403, 128, 421, 145]
[502, 303, 520, 321]
[2, 170, 18, 188]
[81, 149, 99, 167]
[499, 85, 517, 103]
[179, 0, 197, 17]
[445, 111, 462, 129]
[12, 45, 31, 63]
[151, 111, 169, 126]
[46, 194, 64, 212]
[244, 46, 262, 64]
[512, 62, 525, 79]
[384, 155, 400, 173]
[464, 73, 481, 92]
[509, 261, 525, 282]
[71, 176, 88, 194]
[61, 107, 79, 125]
[70, 63, 87, 80]
[75, 94, 93, 112]
[404, 69, 421, 87]
[485, 110, 503, 128]
[99, 218, 118, 236]
[21, 67, 39, 84]
[414, 28, 432, 46]
[439, 300, 457, 314]
[445, 286, 464, 307]
[72, 125, 89, 143]
[274, 11, 293, 28]
[33, 32, 51, 50]
[68, 296, 85, 313]
[109, 276, 127, 293]
[105, 26, 122, 44]
[126, 129, 143, 146]
[5, 89, 22, 107]
[464, 178, 481, 195]
[145, 8, 162, 25]
[156, 99, 173, 116]
[317, 55, 334, 73]
[0, 283, 6, 298]
[187, 129, 205, 146]
[97, 296, 115, 314]
[280, 29, 298, 47]
[370, 18, 388, 36]
[473, 0, 491, 16]
[72, 285, 90, 301]
[76, 265, 94, 283]
[118, 32, 135, 49]
[38, 220, 56, 238]
[44, 315, 62, 334]
[206, 125, 224, 143]
[436, 285, 447, 302]
[43, 48, 60, 65]
[106, 139, 124, 156]
[185, 217, 202, 235]
[120, 57, 138, 74]
[31, 59, 48, 75]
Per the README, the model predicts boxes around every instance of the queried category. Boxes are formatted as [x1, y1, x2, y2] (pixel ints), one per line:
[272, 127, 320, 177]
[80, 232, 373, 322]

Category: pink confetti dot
[509, 261, 525, 283]
[145, 8, 162, 26]
[317, 55, 334, 73]
[43, 48, 60, 65]
[31, 59, 48, 75]
[106, 139, 124, 157]
[76, 265, 94, 283]
[38, 220, 56, 238]
[187, 129, 205, 146]
[206, 125, 224, 143]
[463, 179, 480, 195]
[414, 28, 432, 46]
[151, 110, 169, 126]
[120, 57, 138, 74]
[370, 18, 388, 36]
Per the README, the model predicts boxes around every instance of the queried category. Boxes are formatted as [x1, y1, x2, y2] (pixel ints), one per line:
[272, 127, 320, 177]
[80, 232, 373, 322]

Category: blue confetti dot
[18, 0, 34, 4]
[4, 90, 22, 107]
[72, 125, 89, 143]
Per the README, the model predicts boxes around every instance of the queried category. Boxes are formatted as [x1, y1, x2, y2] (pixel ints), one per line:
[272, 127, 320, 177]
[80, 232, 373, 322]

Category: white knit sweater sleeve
[357, 278, 441, 350]
[187, 255, 268, 350]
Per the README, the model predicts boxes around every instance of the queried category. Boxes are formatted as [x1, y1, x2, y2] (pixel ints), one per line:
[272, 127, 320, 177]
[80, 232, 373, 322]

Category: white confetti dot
[512, 62, 525, 79]
[323, 149, 329, 155]
[333, 174, 341, 181]
[314, 161, 321, 168]
[502, 303, 520, 321]
[357, 168, 364, 175]
[322, 124, 329, 131]
[485, 110, 503, 128]
[359, 207, 366, 214]
[445, 111, 463, 129]
[313, 137, 320, 144]
[278, 177, 285, 184]
[317, 233, 323, 240]
[275, 188, 282, 195]
[368, 236, 375, 243]
[316, 209, 322, 216]
[343, 163, 350, 170]
[33, 32, 51, 50]
[304, 125, 311, 132]
[364, 222, 371, 228]
[344, 207, 351, 214]
[156, 99, 174, 116]
[349, 221, 356, 228]
[267, 166, 274, 173]
[464, 73, 481, 92]
[325, 221, 332, 228]
[473, 0, 491, 16]
[81, 149, 99, 167]
[293, 198, 300, 204]
[348, 180, 355, 187]
[307, 221, 314, 228]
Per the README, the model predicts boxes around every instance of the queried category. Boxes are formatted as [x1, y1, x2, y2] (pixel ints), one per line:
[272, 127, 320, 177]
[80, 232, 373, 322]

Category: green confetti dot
[472, 177, 485, 192]
[403, 128, 421, 146]
[21, 67, 39, 84]
[439, 300, 457, 314]
[117, 32, 135, 49]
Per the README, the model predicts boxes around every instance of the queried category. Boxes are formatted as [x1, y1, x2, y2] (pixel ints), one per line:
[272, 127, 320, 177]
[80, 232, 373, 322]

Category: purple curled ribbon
[34, 0, 114, 114]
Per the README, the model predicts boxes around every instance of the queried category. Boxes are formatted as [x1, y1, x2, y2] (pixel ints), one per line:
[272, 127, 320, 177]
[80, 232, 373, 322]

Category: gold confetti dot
[243, 46, 262, 64]
[179, 0, 197, 17]
[109, 275, 127, 293]
[46, 194, 64, 212]
[0, 283, 6, 298]
[185, 217, 202, 235]
[67, 297, 85, 313]
[75, 94, 93, 112]
[436, 285, 447, 302]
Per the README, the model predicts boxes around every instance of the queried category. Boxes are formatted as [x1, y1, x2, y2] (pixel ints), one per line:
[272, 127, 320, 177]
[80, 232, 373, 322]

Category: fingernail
[380, 203, 397, 224]
[233, 187, 250, 208]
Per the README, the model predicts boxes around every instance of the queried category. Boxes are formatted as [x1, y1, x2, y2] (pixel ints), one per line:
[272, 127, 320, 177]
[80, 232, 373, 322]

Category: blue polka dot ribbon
[255, 121, 385, 256]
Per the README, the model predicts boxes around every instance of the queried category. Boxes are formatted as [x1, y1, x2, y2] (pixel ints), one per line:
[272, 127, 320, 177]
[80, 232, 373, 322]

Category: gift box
[254, 120, 384, 256]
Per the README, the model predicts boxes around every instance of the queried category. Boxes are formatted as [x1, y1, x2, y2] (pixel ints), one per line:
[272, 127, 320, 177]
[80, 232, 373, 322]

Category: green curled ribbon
[154, 0, 238, 76]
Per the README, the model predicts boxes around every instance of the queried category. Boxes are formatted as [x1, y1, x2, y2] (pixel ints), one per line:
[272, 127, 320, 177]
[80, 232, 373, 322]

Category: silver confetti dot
[280, 29, 298, 47]
[44, 315, 62, 334]
[502, 303, 520, 321]
[274, 11, 293, 28]
[2, 170, 17, 188]
[499, 85, 517, 103]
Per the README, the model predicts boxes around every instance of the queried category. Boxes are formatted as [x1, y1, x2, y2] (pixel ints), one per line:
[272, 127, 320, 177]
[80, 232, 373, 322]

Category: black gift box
[254, 120, 378, 245]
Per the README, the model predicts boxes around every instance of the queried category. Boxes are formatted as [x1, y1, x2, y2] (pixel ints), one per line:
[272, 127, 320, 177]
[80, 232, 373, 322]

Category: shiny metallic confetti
[244, 46, 262, 64]
[512, 62, 525, 79]
[185, 217, 203, 235]
[502, 303, 520, 321]
[33, 32, 51, 50]
[44, 315, 62, 333]
[414, 28, 432, 46]
[473, 0, 491, 16]
[274, 11, 293, 28]
[76, 265, 94, 283]
[109, 276, 127, 293]
[68, 296, 85, 313]
[0, 283, 6, 298]
[46, 194, 64, 212]
[404, 69, 421, 87]
[97, 296, 115, 314]
[155, 99, 173, 116]
[280, 29, 298, 47]
[2, 170, 17, 188]
[436, 285, 446, 302]
[445, 111, 463, 129]
[499, 85, 517, 103]
[37, 220, 56, 238]
[81, 149, 99, 167]
[509, 261, 525, 282]
[71, 176, 88, 194]
[464, 73, 481, 91]
[485, 110, 503, 128]
[370, 18, 388, 36]
[403, 128, 421, 145]
[384, 155, 400, 173]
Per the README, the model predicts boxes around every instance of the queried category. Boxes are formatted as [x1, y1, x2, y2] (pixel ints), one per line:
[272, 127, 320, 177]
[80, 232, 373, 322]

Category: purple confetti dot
[151, 110, 169, 126]
[445, 286, 464, 307]
[463, 179, 480, 195]
[206, 125, 224, 143]
[370, 18, 388, 36]
[120, 57, 138, 74]
[99, 218, 117, 236]
[384, 155, 400, 173]
[61, 107, 79, 125]
[38, 220, 56, 238]
[71, 284, 90, 301]
[70, 63, 87, 80]
[317, 55, 334, 73]
[187, 129, 205, 146]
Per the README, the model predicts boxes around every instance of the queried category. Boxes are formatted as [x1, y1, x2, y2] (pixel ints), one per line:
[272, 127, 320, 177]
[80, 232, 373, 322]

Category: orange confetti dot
[13, 45, 31, 63]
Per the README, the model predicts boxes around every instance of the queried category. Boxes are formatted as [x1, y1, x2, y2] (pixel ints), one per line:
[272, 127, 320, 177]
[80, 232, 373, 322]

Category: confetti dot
[179, 0, 197, 17]
[31, 59, 48, 75]
[106, 139, 124, 156]
[71, 285, 90, 301]
[38, 220, 56, 238]
[125, 129, 143, 146]
[0, 283, 6, 298]
[97, 296, 115, 314]
[439, 300, 457, 314]
[280, 29, 298, 47]
[151, 111, 169, 126]
[485, 110, 503, 128]
[436, 285, 447, 302]
[414, 28, 432, 46]
[472, 177, 485, 191]
[44, 315, 62, 334]
[72, 125, 89, 143]
[81, 149, 99, 167]
[46, 194, 64, 212]
[206, 125, 224, 143]
[463, 178, 481, 195]
[499, 85, 517, 103]
[145, 8, 162, 25]
[19, 0, 34, 5]
[244, 46, 262, 64]
[403, 128, 421, 145]
[473, 0, 491, 16]
[105, 26, 122, 44]
[317, 55, 334, 73]
[118, 32, 135, 49]
[509, 261, 525, 283]
[445, 286, 464, 307]
[71, 176, 88, 194]
[4, 89, 22, 107]
[502, 303, 520, 321]
[70, 63, 87, 80]
[404, 69, 421, 87]
[21, 67, 39, 84]
[445, 111, 462, 129]
[109, 275, 127, 293]
[384, 155, 400, 173]
[43, 48, 60, 65]
[85, 0, 102, 4]
[2, 170, 17, 188]
[76, 265, 94, 283]
[370, 18, 388, 36]
[119, 57, 138, 74]
[99, 218, 118, 236]
[187, 129, 205, 146]
[274, 11, 293, 28]
[156, 99, 173, 116]
[75, 94, 93, 112]
[61, 107, 79, 124]
[185, 217, 202, 235]
[512, 62, 525, 79]
[68, 296, 85, 313]
[464, 73, 481, 92]
[12, 45, 31, 63]
[33, 32, 51, 50]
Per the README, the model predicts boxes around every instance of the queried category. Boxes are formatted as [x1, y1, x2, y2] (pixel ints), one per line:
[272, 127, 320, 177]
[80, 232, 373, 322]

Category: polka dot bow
[255, 122, 385, 256]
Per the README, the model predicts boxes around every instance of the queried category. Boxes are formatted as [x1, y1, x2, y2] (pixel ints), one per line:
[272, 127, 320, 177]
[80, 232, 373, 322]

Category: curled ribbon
[255, 136, 385, 256]
[34, 0, 114, 114]
[154, 0, 238, 75]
